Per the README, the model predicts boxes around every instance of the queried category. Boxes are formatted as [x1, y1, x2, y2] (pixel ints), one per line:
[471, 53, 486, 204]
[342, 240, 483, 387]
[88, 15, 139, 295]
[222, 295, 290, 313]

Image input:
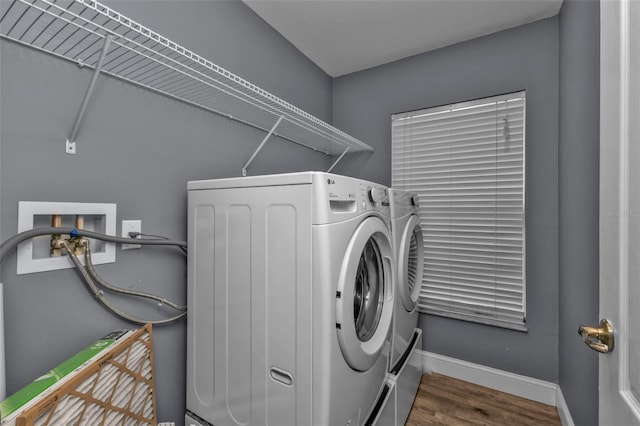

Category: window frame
[391, 91, 527, 331]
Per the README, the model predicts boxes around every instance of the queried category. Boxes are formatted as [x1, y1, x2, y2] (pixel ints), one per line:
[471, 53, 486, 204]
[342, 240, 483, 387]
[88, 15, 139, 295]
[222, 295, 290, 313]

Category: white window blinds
[391, 91, 526, 331]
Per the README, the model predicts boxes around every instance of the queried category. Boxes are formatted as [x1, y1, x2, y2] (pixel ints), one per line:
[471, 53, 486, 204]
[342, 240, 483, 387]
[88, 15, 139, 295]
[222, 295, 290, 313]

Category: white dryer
[185, 172, 395, 426]
[386, 189, 425, 426]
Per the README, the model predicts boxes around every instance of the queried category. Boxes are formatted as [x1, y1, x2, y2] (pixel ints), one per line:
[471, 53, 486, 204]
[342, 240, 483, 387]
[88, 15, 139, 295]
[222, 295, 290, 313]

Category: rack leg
[66, 35, 113, 154]
[327, 147, 350, 173]
[242, 114, 285, 176]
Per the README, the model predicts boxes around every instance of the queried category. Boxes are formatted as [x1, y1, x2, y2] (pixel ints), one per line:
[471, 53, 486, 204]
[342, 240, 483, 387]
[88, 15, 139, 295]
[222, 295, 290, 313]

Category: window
[391, 91, 526, 331]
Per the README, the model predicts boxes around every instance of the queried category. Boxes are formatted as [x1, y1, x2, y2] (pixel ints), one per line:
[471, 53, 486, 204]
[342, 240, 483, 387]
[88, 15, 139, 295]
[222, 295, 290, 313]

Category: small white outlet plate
[17, 201, 116, 275]
[121, 220, 141, 250]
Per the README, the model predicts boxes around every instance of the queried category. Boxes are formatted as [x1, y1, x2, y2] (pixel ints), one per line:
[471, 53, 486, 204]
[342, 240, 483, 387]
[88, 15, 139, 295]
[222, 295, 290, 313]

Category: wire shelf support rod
[66, 34, 112, 154]
[327, 147, 351, 173]
[242, 114, 285, 176]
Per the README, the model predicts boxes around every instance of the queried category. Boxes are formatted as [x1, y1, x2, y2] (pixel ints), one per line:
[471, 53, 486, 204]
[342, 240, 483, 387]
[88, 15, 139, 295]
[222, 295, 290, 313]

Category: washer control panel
[314, 173, 391, 223]
[389, 189, 421, 219]
[368, 187, 386, 204]
[410, 194, 419, 208]
[359, 183, 390, 215]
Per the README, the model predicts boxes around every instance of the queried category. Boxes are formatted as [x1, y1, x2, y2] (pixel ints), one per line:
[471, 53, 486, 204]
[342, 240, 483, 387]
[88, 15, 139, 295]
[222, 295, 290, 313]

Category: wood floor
[405, 373, 562, 426]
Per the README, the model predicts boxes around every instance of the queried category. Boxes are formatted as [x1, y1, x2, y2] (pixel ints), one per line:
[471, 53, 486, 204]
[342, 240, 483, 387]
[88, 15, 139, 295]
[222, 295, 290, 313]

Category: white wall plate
[17, 201, 116, 275]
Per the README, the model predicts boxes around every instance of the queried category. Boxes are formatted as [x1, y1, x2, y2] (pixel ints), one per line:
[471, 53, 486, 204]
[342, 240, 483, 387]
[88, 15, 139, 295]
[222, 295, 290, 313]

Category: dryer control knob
[368, 187, 384, 204]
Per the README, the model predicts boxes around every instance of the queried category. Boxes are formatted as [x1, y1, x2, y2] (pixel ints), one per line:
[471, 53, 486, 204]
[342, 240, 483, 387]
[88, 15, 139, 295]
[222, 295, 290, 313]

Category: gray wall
[333, 18, 561, 382]
[558, 1, 600, 425]
[0, 0, 332, 421]
[0, 0, 602, 423]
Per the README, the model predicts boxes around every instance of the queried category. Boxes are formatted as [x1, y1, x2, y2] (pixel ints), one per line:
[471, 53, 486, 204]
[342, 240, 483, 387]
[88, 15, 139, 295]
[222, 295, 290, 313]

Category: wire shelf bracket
[0, 0, 374, 169]
[327, 147, 351, 173]
[242, 114, 284, 176]
[65, 35, 112, 154]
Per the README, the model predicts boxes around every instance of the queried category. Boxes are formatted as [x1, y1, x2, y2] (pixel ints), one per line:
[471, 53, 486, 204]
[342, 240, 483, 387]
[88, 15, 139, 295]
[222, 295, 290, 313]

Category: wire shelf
[0, 0, 373, 159]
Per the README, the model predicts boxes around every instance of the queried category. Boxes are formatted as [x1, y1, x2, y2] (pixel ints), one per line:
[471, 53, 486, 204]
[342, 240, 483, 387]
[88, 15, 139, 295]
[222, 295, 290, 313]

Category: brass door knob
[578, 319, 614, 353]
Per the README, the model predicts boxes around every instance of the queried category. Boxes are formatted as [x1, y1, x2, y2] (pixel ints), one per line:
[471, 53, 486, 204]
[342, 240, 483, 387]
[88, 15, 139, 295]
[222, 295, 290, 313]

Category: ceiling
[242, 0, 563, 77]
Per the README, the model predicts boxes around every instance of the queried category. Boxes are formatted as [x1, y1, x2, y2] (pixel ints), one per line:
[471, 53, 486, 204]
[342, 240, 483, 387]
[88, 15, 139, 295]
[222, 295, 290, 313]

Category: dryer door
[336, 216, 394, 372]
[398, 215, 424, 312]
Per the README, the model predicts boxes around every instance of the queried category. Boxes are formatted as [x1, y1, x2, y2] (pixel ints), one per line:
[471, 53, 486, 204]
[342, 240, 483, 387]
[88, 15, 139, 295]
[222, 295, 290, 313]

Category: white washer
[186, 172, 395, 426]
[386, 189, 425, 426]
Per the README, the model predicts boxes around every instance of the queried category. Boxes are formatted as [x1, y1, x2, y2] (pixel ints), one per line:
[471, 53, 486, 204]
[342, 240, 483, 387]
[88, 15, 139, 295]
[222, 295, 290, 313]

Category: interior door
[598, 0, 640, 423]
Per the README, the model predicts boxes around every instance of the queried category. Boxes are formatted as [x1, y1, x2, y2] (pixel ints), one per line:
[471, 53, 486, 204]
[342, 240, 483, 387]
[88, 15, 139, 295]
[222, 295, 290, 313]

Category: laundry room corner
[332, 11, 561, 389]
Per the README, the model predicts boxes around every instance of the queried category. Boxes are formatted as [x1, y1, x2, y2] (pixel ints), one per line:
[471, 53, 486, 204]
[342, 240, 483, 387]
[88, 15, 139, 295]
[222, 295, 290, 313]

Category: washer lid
[336, 216, 394, 372]
[398, 215, 424, 312]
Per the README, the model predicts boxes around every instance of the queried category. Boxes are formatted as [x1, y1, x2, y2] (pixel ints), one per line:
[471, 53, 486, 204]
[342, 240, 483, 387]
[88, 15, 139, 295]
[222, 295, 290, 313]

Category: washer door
[398, 215, 424, 312]
[336, 216, 394, 372]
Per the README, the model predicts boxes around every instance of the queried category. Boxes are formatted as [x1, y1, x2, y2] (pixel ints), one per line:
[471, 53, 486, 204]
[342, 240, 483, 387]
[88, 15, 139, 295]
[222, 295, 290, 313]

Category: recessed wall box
[17, 202, 116, 275]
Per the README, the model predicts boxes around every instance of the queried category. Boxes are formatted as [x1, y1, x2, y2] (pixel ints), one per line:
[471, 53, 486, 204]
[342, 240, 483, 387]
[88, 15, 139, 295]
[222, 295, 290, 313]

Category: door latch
[578, 319, 614, 353]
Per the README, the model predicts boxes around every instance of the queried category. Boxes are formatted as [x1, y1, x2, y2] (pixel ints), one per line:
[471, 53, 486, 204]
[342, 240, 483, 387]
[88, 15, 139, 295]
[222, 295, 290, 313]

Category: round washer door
[336, 216, 394, 372]
[398, 215, 424, 312]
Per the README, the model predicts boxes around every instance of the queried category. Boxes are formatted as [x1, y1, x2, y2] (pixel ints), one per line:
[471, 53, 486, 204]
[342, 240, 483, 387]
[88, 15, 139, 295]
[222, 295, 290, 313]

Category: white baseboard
[419, 350, 574, 426]
[555, 387, 575, 426]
